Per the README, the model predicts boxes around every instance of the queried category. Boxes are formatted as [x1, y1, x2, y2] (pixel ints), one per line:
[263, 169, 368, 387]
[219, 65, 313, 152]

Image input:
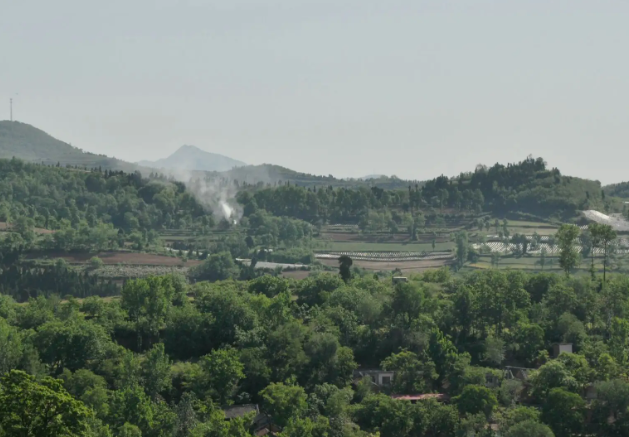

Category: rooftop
[223, 404, 259, 419]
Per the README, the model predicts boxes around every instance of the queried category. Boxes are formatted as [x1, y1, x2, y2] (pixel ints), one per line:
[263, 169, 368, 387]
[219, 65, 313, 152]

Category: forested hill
[0, 121, 138, 171]
[0, 159, 206, 236]
[419, 157, 608, 219]
[604, 181, 629, 199]
[236, 157, 611, 223]
[220, 163, 419, 189]
[0, 121, 416, 188]
[138, 144, 246, 172]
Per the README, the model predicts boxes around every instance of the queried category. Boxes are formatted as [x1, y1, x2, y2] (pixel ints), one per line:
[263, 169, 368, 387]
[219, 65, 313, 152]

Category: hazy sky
[2, 0, 629, 184]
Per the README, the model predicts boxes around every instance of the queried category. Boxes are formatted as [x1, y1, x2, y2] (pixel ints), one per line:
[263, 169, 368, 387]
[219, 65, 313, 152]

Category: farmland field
[319, 257, 451, 272]
[317, 241, 455, 252]
[26, 251, 201, 266]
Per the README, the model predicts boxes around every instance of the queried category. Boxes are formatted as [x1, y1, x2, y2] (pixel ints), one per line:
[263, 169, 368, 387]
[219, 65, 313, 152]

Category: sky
[1, 0, 629, 184]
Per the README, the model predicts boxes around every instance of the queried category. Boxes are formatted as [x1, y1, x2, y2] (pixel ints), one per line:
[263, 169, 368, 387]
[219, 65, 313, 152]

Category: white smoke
[160, 167, 243, 223]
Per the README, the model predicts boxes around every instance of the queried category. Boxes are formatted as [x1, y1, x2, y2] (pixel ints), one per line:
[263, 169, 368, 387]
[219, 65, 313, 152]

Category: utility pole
[10, 98, 12, 121]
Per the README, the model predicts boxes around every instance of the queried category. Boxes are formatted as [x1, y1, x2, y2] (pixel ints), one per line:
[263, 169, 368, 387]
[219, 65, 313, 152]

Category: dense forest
[3, 268, 629, 436]
[605, 181, 629, 199]
[236, 157, 610, 224]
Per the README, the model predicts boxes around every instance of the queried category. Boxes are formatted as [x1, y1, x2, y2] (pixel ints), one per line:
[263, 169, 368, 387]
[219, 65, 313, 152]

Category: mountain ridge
[138, 145, 246, 172]
[0, 120, 138, 171]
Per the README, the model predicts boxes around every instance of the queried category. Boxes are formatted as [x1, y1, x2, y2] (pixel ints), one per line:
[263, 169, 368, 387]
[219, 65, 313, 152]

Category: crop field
[88, 265, 193, 279]
[27, 251, 201, 267]
[505, 220, 557, 228]
[318, 241, 455, 252]
[319, 257, 451, 272]
[316, 251, 453, 261]
[475, 238, 629, 255]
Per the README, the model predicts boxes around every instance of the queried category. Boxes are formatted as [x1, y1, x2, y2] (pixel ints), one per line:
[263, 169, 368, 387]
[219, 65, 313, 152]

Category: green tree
[118, 423, 142, 437]
[121, 276, 175, 349]
[608, 317, 629, 367]
[89, 256, 104, 270]
[190, 409, 253, 437]
[108, 385, 157, 436]
[381, 350, 437, 394]
[556, 224, 581, 276]
[190, 252, 240, 282]
[531, 360, 579, 399]
[338, 255, 353, 283]
[201, 348, 245, 406]
[0, 318, 23, 375]
[541, 388, 586, 437]
[353, 394, 413, 437]
[491, 251, 501, 267]
[60, 369, 110, 419]
[428, 328, 459, 386]
[390, 282, 424, 328]
[590, 223, 617, 283]
[142, 343, 172, 400]
[34, 318, 110, 373]
[506, 420, 554, 437]
[454, 385, 498, 419]
[260, 382, 307, 428]
[0, 370, 92, 437]
[455, 231, 469, 269]
[538, 246, 547, 271]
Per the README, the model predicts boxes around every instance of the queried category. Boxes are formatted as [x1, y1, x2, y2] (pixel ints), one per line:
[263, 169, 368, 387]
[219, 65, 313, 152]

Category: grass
[505, 220, 557, 228]
[316, 241, 454, 252]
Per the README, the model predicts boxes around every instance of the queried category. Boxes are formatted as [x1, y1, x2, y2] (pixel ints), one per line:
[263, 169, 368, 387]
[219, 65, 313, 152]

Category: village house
[353, 369, 395, 387]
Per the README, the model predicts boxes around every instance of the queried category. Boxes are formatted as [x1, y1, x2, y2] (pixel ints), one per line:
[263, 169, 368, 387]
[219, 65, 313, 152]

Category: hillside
[221, 164, 418, 189]
[0, 121, 138, 171]
[138, 144, 246, 172]
[419, 157, 609, 219]
[604, 181, 629, 199]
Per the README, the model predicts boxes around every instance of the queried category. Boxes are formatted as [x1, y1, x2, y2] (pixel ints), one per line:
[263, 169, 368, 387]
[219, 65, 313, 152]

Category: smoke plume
[167, 168, 242, 223]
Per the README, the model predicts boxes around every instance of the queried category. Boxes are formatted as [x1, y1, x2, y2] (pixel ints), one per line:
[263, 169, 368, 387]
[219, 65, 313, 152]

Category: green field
[317, 241, 454, 252]
[505, 220, 556, 228]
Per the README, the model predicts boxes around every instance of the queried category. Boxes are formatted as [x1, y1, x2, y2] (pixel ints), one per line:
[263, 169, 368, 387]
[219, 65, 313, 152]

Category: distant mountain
[0, 121, 138, 171]
[219, 164, 417, 189]
[604, 182, 629, 199]
[360, 174, 387, 180]
[138, 145, 245, 172]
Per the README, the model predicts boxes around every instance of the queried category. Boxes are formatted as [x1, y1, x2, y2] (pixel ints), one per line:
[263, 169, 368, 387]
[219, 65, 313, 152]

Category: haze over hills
[138, 145, 246, 172]
[2, 120, 628, 195]
[0, 121, 139, 172]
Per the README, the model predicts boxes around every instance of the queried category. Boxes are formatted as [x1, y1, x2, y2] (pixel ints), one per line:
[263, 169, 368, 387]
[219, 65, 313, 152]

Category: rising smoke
[166, 168, 242, 223]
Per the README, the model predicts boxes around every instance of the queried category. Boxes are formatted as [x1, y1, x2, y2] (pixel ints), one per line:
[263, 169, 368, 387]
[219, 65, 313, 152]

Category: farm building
[353, 369, 394, 387]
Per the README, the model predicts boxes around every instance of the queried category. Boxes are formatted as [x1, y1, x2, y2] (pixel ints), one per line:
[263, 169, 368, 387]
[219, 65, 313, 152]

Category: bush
[454, 385, 498, 419]
[89, 256, 104, 270]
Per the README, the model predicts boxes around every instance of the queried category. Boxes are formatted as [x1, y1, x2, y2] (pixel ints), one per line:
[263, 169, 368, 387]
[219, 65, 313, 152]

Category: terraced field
[319, 257, 452, 272]
[27, 251, 201, 266]
[316, 251, 453, 261]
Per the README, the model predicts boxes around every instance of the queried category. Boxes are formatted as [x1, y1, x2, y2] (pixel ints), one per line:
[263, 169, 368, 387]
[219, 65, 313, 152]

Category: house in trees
[353, 369, 395, 387]
[223, 404, 271, 435]
[503, 366, 533, 381]
[553, 343, 573, 358]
